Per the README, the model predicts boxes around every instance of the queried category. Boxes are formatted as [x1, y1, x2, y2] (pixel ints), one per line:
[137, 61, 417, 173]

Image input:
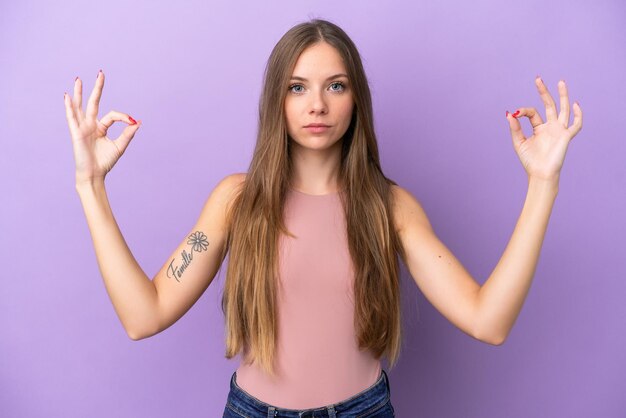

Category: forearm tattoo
[167, 231, 209, 282]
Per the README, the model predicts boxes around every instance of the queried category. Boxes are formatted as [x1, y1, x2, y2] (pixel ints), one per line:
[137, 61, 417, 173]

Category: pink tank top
[234, 187, 382, 409]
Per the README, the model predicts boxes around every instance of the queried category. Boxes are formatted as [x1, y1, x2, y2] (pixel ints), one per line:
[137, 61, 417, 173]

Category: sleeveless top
[234, 187, 382, 409]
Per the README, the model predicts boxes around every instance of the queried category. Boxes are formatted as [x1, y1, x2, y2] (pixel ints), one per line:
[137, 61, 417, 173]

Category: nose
[308, 89, 327, 115]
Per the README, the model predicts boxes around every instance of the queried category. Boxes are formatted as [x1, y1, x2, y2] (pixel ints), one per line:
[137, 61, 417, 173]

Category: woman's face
[284, 42, 354, 151]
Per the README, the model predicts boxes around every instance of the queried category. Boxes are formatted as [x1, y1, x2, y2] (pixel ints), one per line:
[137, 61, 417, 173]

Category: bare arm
[394, 78, 582, 345]
[76, 173, 243, 340]
[76, 179, 158, 339]
[394, 179, 557, 345]
[477, 78, 582, 342]
[475, 178, 557, 343]
[65, 70, 244, 340]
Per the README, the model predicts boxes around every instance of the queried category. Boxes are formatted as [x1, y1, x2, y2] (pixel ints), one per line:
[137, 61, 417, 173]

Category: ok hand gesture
[506, 77, 583, 182]
[64, 70, 141, 185]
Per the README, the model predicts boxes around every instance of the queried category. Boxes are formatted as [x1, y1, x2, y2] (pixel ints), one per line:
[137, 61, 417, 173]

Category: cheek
[340, 101, 355, 124]
[284, 100, 300, 125]
[283, 105, 295, 128]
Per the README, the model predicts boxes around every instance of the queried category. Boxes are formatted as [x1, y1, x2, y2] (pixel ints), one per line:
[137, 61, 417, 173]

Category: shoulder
[389, 184, 432, 233]
[219, 172, 247, 193]
[217, 172, 247, 206]
[202, 173, 247, 223]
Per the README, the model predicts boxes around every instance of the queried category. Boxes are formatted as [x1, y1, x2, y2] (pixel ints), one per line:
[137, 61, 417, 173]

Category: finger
[73, 76, 83, 119]
[512, 107, 544, 129]
[86, 69, 104, 120]
[112, 119, 142, 155]
[64, 92, 80, 138]
[506, 110, 526, 149]
[99, 110, 138, 130]
[557, 79, 570, 126]
[535, 76, 558, 122]
[567, 101, 583, 139]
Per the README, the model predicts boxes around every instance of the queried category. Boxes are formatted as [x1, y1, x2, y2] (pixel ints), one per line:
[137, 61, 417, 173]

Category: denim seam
[354, 394, 390, 418]
[226, 401, 252, 418]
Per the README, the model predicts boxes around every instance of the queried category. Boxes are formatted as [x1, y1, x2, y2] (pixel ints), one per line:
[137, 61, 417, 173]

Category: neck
[289, 139, 343, 194]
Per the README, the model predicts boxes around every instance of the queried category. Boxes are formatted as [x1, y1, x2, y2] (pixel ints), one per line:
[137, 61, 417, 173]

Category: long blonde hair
[222, 18, 406, 377]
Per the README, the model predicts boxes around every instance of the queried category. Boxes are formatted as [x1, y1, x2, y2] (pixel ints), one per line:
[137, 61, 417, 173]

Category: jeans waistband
[227, 369, 391, 417]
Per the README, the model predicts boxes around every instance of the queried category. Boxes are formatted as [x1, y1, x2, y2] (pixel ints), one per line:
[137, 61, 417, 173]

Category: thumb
[114, 120, 141, 155]
[506, 111, 525, 150]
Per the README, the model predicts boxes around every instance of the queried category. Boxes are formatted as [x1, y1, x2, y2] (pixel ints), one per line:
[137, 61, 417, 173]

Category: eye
[329, 81, 345, 92]
[288, 83, 305, 94]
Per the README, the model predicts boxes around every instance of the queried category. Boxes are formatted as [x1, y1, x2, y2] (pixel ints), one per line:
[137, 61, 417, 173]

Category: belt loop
[268, 406, 277, 417]
[327, 405, 336, 418]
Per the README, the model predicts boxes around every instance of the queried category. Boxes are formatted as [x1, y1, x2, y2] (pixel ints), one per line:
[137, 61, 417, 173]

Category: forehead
[290, 42, 347, 77]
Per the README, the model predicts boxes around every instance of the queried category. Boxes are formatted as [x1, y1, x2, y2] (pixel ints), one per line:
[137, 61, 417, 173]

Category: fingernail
[536, 75, 542, 82]
[575, 101, 580, 109]
[512, 110, 520, 118]
[129, 116, 137, 125]
[506, 111, 510, 118]
[75, 76, 79, 82]
[97, 69, 102, 79]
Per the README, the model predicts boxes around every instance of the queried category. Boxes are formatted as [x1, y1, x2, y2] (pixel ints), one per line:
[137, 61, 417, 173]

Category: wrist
[527, 175, 559, 196]
[75, 175, 106, 193]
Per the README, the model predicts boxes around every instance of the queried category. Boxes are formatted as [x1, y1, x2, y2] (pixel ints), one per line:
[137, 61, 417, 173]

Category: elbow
[473, 325, 507, 346]
[127, 328, 146, 341]
[125, 313, 161, 341]
[482, 334, 506, 346]
[473, 310, 507, 346]
[126, 323, 159, 341]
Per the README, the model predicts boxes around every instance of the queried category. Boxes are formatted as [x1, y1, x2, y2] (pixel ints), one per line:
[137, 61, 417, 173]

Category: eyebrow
[289, 73, 349, 82]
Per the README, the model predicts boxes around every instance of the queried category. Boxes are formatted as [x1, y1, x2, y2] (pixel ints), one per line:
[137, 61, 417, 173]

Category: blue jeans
[223, 369, 395, 417]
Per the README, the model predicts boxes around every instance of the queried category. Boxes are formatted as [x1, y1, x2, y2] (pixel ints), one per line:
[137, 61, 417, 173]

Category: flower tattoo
[187, 231, 209, 252]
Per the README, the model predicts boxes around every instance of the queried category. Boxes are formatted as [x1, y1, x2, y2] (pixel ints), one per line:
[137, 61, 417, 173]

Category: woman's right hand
[64, 70, 141, 185]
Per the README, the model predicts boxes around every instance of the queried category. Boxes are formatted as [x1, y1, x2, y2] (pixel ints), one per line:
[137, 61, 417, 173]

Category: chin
[290, 136, 343, 151]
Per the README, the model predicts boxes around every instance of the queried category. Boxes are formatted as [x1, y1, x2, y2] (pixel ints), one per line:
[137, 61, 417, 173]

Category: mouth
[304, 124, 331, 133]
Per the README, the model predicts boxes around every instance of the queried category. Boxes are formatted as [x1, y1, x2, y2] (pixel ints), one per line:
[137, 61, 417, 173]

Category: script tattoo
[167, 231, 209, 282]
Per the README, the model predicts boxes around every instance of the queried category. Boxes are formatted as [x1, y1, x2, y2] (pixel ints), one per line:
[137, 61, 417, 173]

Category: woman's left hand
[506, 77, 583, 182]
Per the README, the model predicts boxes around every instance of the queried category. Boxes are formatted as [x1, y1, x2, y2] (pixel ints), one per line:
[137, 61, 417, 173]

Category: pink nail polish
[129, 116, 137, 125]
[512, 110, 520, 118]
[506, 111, 510, 117]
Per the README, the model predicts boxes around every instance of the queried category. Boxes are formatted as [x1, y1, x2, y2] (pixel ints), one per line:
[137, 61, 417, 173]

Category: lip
[304, 125, 330, 133]
[304, 123, 331, 134]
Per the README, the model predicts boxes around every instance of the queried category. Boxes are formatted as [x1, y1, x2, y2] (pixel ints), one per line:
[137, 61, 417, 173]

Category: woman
[64, 18, 582, 418]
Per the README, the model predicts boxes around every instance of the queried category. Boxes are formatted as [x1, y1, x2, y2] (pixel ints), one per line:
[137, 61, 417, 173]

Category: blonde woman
[64, 18, 582, 418]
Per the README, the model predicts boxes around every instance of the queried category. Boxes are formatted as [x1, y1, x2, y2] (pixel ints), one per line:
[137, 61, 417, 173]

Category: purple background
[1, 0, 624, 417]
